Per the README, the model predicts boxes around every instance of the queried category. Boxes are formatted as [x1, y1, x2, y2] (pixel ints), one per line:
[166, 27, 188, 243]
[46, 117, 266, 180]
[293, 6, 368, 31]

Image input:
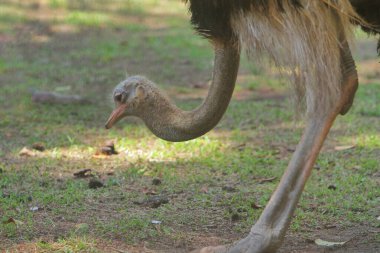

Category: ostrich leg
[193, 38, 358, 253]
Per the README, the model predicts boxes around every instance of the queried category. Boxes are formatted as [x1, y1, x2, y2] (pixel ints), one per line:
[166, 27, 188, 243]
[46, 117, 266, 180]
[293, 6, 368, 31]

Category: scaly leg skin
[190, 39, 359, 253]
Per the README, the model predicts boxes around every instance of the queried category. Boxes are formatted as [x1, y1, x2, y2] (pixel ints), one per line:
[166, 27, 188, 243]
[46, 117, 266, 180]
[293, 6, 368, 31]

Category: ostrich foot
[191, 229, 281, 253]
[190, 245, 228, 253]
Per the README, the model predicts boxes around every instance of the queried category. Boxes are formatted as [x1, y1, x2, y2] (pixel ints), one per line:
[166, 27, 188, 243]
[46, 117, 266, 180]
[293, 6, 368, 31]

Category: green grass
[64, 11, 111, 27]
[0, 0, 379, 252]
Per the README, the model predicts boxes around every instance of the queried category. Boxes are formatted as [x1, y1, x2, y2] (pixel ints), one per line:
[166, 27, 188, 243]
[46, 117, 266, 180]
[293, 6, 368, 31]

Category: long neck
[142, 44, 240, 142]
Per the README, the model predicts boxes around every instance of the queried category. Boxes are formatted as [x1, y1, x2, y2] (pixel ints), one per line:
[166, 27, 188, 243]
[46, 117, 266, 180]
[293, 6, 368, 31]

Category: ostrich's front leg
[192, 43, 358, 253]
[193, 110, 344, 253]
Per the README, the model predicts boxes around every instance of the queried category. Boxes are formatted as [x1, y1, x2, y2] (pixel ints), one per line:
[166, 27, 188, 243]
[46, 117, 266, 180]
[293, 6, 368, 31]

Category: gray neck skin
[140, 44, 240, 142]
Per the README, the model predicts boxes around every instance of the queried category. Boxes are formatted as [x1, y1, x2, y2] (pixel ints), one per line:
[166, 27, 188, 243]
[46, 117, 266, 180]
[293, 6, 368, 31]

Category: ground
[0, 1, 379, 252]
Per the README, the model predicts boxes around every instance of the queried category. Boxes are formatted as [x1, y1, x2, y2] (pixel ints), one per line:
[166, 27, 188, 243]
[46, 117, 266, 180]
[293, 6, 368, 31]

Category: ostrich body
[105, 1, 380, 252]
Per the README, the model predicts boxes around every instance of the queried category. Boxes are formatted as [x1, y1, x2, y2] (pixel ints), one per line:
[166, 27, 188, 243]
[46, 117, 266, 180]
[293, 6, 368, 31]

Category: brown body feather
[184, 0, 378, 115]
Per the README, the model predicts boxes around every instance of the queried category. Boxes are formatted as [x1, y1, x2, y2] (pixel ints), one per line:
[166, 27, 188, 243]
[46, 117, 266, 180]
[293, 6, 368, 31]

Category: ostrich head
[104, 45, 240, 141]
[105, 76, 152, 129]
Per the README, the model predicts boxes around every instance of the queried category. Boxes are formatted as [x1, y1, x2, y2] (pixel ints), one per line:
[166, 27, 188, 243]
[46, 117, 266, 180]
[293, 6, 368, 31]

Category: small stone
[32, 143, 45, 152]
[134, 195, 169, 208]
[100, 140, 118, 155]
[149, 196, 169, 208]
[89, 179, 104, 189]
[152, 178, 162, 186]
[231, 213, 241, 222]
[222, 185, 236, 192]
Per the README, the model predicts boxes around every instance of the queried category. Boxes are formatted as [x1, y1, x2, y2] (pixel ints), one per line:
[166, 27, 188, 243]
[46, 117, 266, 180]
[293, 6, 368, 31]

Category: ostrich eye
[114, 93, 124, 103]
[115, 92, 129, 103]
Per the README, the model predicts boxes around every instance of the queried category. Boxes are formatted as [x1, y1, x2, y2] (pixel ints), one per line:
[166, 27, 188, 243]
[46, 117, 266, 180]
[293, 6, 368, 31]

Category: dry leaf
[257, 176, 277, 184]
[251, 203, 263, 209]
[106, 170, 115, 176]
[315, 239, 347, 247]
[3, 217, 16, 224]
[324, 224, 337, 229]
[73, 169, 93, 178]
[19, 147, 36, 157]
[3, 217, 24, 227]
[231, 143, 246, 151]
[200, 186, 209, 193]
[32, 91, 89, 104]
[142, 188, 158, 195]
[334, 145, 355, 151]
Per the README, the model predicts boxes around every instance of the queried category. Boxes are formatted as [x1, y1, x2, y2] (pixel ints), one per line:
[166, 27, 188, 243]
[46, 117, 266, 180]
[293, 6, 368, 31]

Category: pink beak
[105, 104, 128, 129]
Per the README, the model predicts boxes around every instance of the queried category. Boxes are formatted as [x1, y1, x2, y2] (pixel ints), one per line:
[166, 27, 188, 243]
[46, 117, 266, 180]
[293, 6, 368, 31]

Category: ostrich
[105, 1, 379, 252]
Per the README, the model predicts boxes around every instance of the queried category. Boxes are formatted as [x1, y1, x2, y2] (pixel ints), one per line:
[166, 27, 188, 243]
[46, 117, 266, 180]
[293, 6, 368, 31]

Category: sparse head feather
[110, 76, 162, 108]
[114, 76, 156, 93]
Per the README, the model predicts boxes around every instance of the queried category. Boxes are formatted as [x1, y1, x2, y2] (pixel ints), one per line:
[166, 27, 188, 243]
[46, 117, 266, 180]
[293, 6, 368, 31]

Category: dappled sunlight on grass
[9, 131, 230, 165]
[4, 235, 130, 253]
[65, 10, 111, 27]
[38, 145, 96, 160]
[341, 133, 380, 149]
[35, 237, 97, 252]
[118, 135, 228, 162]
[0, 0, 190, 36]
